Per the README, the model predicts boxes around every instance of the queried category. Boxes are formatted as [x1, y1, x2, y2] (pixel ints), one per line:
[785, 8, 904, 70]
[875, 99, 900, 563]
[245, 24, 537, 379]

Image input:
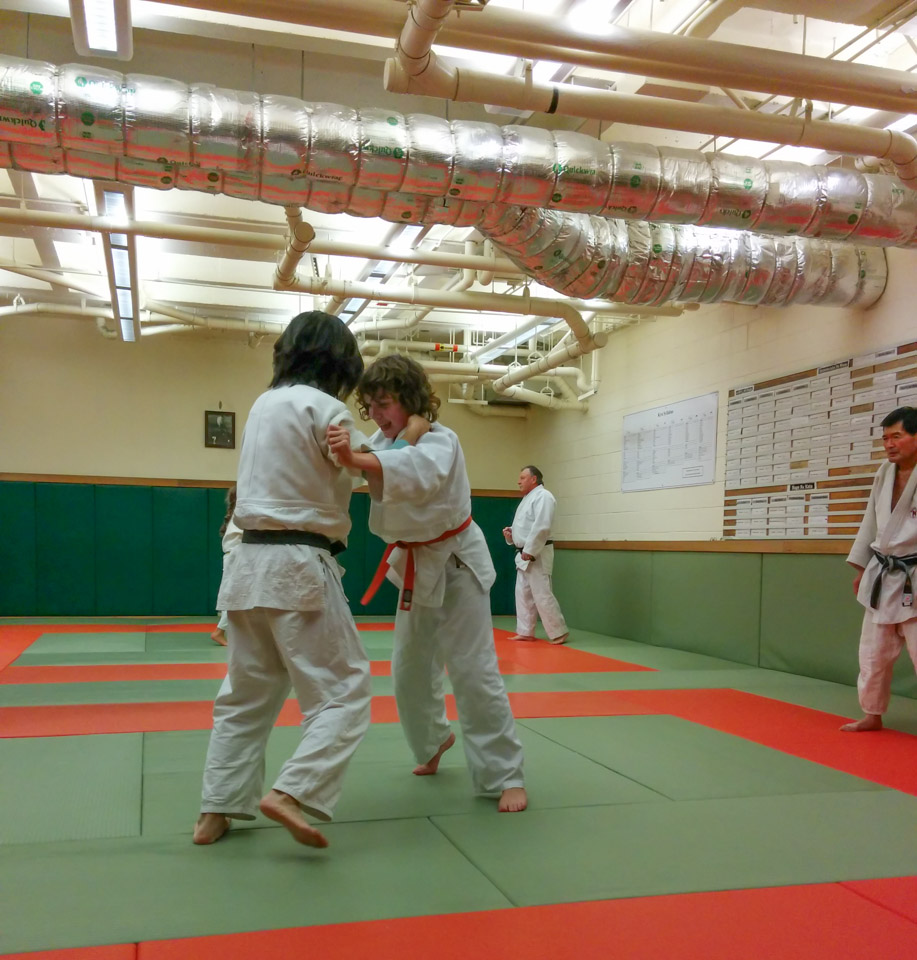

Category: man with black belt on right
[503, 465, 569, 645]
[842, 406, 917, 731]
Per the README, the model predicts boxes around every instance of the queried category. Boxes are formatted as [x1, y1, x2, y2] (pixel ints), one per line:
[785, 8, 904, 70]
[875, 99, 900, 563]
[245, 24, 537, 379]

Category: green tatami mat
[521, 716, 885, 800]
[0, 819, 512, 955]
[0, 617, 216, 626]
[0, 676, 395, 706]
[0, 734, 141, 845]
[497, 668, 792, 694]
[141, 725, 664, 836]
[555, 631, 757, 672]
[431, 790, 917, 907]
[144, 632, 217, 652]
[14, 649, 231, 666]
[22, 632, 147, 654]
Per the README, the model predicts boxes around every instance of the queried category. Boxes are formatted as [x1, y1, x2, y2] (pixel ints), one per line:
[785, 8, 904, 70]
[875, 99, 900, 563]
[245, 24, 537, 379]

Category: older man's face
[518, 469, 538, 495]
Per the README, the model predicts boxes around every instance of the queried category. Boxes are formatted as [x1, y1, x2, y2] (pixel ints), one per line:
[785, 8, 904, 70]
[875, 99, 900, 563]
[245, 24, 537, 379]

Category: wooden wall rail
[555, 539, 852, 555]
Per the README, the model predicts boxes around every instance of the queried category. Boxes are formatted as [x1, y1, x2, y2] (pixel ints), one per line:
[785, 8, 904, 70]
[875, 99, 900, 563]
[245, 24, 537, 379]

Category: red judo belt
[361, 516, 473, 611]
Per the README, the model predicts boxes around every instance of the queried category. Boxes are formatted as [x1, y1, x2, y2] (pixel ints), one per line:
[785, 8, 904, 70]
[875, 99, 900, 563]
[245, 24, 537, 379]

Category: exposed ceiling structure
[2, 0, 917, 410]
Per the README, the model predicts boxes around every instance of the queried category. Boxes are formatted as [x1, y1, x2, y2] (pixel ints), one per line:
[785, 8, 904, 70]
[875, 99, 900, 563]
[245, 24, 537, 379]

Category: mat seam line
[426, 815, 521, 908]
[838, 879, 917, 928]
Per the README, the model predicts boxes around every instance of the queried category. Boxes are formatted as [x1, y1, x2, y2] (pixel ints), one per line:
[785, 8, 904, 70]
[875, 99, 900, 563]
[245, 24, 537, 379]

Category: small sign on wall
[204, 410, 235, 449]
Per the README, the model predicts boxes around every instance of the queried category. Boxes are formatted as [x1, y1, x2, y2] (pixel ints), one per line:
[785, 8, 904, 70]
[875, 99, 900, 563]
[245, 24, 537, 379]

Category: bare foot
[508, 634, 537, 642]
[840, 714, 883, 732]
[259, 790, 329, 847]
[193, 813, 231, 844]
[413, 732, 456, 776]
[210, 628, 227, 646]
[548, 633, 569, 645]
[499, 787, 528, 812]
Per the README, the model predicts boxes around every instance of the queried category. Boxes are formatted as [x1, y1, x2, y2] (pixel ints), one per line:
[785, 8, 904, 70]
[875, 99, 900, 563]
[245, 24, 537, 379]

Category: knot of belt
[869, 548, 917, 608]
[362, 516, 473, 611]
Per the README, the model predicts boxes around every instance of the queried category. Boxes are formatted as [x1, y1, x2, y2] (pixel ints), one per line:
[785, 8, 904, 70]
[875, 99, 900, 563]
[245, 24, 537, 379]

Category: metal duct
[0, 54, 889, 308]
[480, 206, 887, 308]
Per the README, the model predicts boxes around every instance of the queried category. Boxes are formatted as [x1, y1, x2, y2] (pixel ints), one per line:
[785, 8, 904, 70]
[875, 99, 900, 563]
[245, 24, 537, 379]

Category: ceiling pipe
[385, 0, 917, 188]
[161, 0, 917, 113]
[354, 239, 482, 334]
[275, 205, 316, 288]
[492, 330, 609, 393]
[278, 274, 594, 348]
[458, 400, 528, 418]
[0, 206, 521, 275]
[495, 382, 586, 410]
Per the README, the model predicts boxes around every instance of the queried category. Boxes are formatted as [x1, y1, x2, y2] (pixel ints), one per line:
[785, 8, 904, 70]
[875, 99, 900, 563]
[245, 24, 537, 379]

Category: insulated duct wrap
[479, 207, 887, 307]
[0, 54, 891, 308]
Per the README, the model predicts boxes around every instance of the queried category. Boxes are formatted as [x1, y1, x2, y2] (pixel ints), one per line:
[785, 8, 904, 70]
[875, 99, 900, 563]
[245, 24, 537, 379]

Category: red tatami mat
[0, 661, 392, 684]
[841, 876, 917, 925]
[492, 631, 653, 673]
[7, 686, 915, 795]
[627, 687, 917, 796]
[0, 947, 135, 960]
[0, 627, 44, 672]
[132, 878, 914, 959]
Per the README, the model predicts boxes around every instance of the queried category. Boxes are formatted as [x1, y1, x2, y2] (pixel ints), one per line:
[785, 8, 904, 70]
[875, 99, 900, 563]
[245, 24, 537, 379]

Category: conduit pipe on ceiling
[164, 0, 917, 114]
[144, 299, 288, 335]
[358, 239, 481, 334]
[492, 330, 608, 393]
[0, 301, 112, 320]
[456, 399, 528, 418]
[493, 382, 587, 410]
[0, 207, 520, 275]
[278, 274, 594, 349]
[385, 57, 917, 187]
[275, 205, 316, 288]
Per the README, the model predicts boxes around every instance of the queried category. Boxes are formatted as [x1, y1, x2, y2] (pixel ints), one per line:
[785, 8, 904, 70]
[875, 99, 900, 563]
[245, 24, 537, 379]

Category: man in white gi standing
[503, 465, 569, 645]
[842, 406, 917, 732]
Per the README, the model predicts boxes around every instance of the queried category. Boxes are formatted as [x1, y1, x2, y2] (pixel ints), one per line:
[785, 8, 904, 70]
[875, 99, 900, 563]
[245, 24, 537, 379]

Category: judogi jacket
[848, 459, 917, 624]
[511, 484, 557, 576]
[219, 384, 363, 612]
[368, 423, 496, 607]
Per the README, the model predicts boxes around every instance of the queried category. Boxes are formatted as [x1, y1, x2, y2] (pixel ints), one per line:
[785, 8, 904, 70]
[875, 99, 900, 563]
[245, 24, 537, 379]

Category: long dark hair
[219, 484, 237, 538]
[357, 354, 440, 422]
[271, 311, 363, 400]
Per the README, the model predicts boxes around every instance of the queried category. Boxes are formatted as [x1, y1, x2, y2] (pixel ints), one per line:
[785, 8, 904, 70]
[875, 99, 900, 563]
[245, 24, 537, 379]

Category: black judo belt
[241, 529, 345, 556]
[515, 540, 553, 552]
[869, 548, 917, 609]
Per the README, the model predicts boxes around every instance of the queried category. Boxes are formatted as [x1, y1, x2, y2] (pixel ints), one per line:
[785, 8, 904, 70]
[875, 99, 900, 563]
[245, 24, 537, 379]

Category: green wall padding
[551, 550, 652, 642]
[152, 488, 210, 615]
[0, 482, 37, 616]
[650, 552, 761, 666]
[35, 484, 96, 616]
[761, 554, 917, 700]
[0, 482, 516, 618]
[95, 486, 153, 616]
[207, 488, 229, 615]
[472, 495, 518, 616]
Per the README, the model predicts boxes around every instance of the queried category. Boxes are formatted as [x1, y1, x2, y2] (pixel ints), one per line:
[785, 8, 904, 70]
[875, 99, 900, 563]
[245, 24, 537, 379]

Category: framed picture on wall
[204, 410, 235, 449]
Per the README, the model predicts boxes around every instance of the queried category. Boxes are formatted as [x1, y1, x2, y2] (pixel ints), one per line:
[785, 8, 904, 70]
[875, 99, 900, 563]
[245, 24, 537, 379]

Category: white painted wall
[0, 313, 530, 488]
[535, 247, 917, 540]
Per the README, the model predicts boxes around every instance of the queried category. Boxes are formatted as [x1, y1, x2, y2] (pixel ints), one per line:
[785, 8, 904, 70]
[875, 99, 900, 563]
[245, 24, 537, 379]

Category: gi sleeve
[523, 490, 555, 556]
[326, 408, 371, 473]
[848, 473, 880, 568]
[373, 430, 453, 504]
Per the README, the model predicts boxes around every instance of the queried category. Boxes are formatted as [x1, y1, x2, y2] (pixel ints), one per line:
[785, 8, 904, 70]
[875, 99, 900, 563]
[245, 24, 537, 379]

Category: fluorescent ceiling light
[69, 0, 134, 61]
[111, 247, 131, 287]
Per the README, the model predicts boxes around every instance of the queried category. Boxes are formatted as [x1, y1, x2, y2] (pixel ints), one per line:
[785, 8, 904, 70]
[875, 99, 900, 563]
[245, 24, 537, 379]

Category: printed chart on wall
[622, 392, 718, 492]
[724, 338, 917, 539]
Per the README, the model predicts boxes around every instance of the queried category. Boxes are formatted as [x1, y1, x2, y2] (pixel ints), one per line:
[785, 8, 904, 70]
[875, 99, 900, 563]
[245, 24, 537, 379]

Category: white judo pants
[392, 560, 525, 796]
[200, 588, 371, 822]
[515, 556, 567, 640]
[856, 613, 917, 716]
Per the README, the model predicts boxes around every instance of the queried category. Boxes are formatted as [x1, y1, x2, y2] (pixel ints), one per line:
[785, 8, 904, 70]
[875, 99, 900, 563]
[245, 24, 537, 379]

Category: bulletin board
[622, 392, 718, 492]
[724, 339, 917, 539]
